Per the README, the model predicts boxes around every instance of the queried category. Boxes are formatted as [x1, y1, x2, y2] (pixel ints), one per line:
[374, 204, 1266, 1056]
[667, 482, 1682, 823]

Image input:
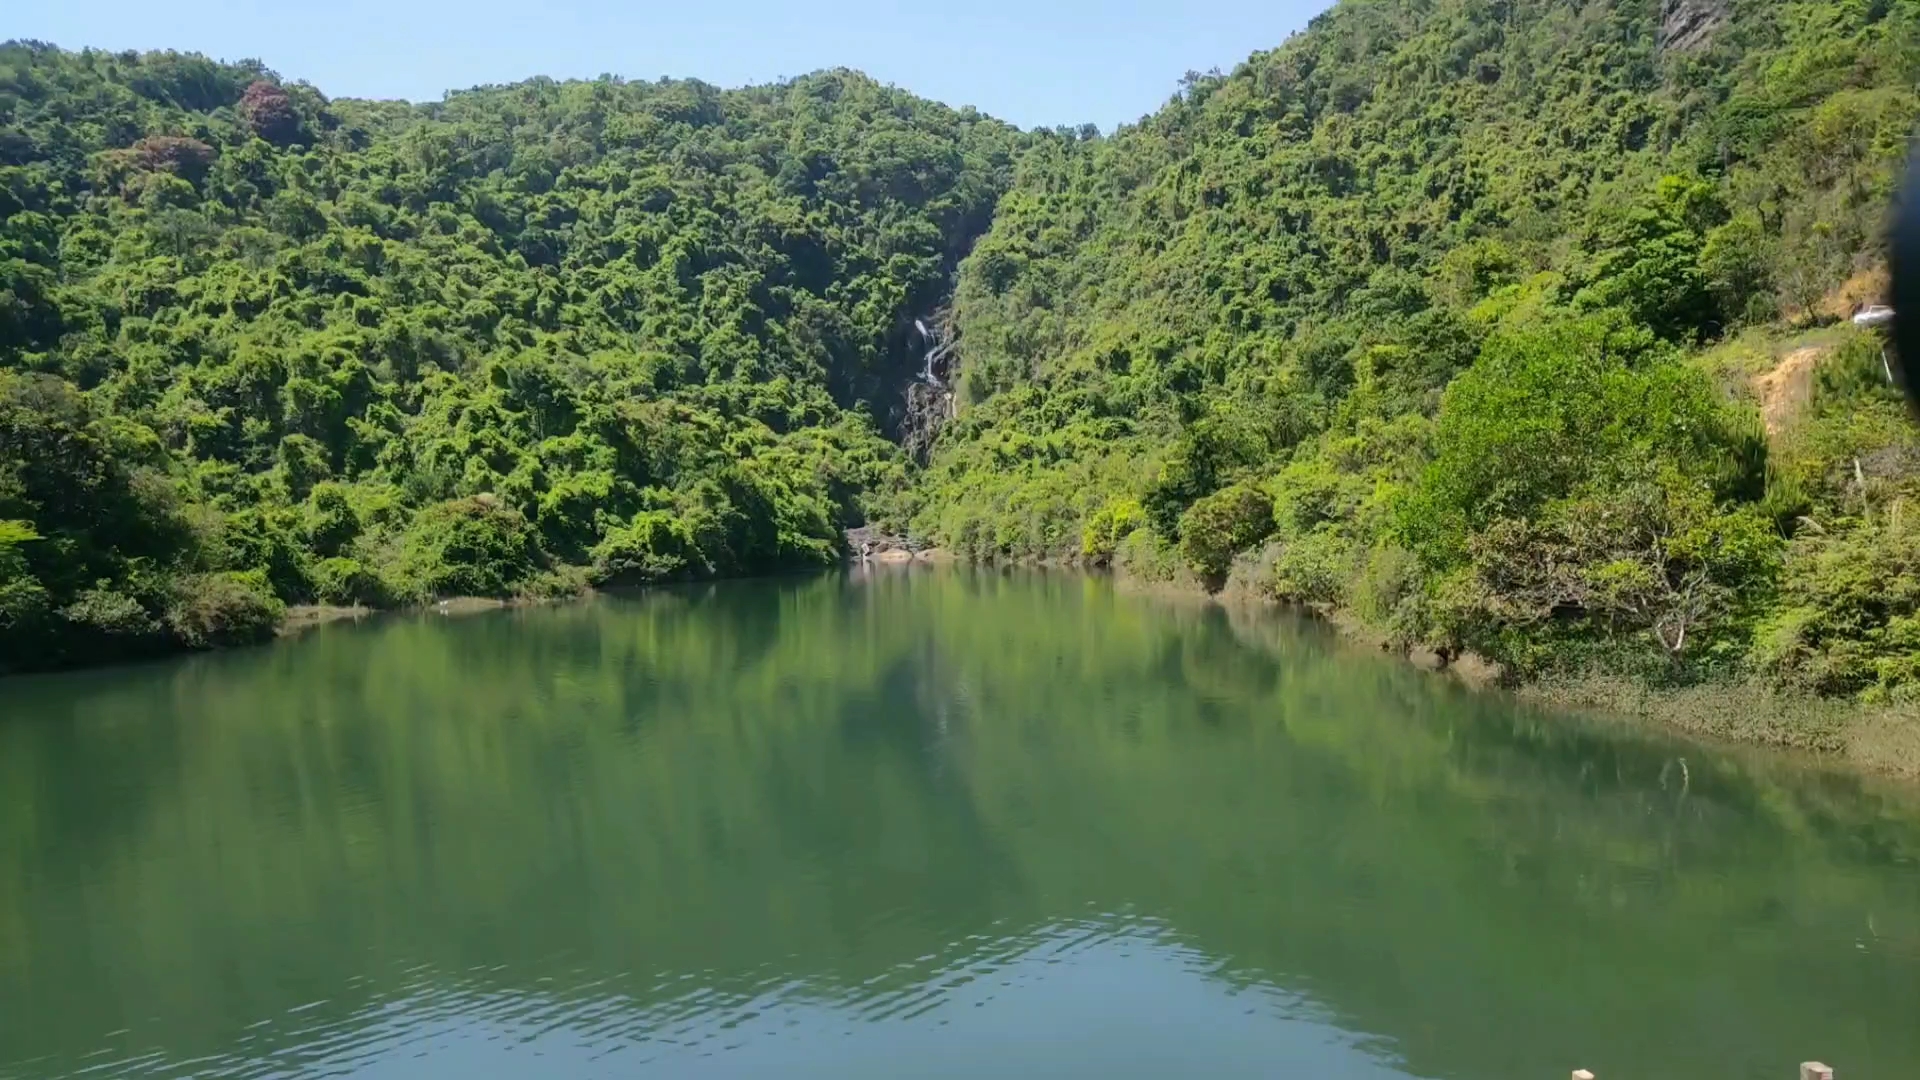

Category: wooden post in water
[1801, 1064, 1834, 1080]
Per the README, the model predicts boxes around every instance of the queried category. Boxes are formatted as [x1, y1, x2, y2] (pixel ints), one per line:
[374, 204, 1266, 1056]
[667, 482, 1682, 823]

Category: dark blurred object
[1891, 159, 1920, 407]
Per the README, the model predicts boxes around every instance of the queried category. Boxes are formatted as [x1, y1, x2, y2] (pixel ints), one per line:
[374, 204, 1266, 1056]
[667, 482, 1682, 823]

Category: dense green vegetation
[916, 0, 1920, 704]
[9, 0, 1920, 713]
[0, 43, 1020, 670]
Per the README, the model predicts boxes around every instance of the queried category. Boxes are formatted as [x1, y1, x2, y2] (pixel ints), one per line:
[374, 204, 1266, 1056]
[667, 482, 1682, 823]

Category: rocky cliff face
[1660, 0, 1729, 52]
[894, 309, 958, 464]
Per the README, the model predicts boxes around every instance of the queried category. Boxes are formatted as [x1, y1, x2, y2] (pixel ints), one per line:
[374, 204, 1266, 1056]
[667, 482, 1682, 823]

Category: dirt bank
[279, 604, 372, 636]
[278, 595, 536, 638]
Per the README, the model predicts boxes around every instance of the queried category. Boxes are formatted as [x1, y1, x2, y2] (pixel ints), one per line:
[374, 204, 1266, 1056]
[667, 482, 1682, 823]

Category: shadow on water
[3, 568, 1919, 1079]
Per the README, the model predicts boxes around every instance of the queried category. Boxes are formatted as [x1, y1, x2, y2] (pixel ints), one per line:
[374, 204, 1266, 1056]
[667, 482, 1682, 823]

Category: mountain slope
[8, 1, 1920, 697]
[0, 44, 1021, 670]
[915, 0, 1920, 699]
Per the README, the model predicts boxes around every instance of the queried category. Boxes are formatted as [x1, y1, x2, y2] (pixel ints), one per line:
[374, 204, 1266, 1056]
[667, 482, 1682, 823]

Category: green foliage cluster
[1176, 482, 1273, 583]
[919, 0, 1920, 694]
[0, 42, 1021, 670]
[11, 0, 1920, 700]
[1750, 331, 1920, 699]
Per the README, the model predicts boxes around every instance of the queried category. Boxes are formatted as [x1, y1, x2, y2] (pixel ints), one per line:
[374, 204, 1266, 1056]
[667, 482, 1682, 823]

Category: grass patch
[1519, 672, 1920, 779]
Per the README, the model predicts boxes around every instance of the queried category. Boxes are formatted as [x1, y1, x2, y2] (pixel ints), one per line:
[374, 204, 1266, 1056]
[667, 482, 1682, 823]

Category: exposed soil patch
[1817, 264, 1890, 323]
[1754, 346, 1827, 436]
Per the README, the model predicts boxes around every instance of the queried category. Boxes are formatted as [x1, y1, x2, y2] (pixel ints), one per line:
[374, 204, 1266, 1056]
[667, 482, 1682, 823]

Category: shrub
[276, 435, 332, 501]
[0, 522, 54, 660]
[304, 483, 361, 557]
[1398, 315, 1759, 570]
[399, 496, 544, 599]
[1700, 213, 1777, 326]
[523, 563, 596, 599]
[1268, 457, 1353, 536]
[1761, 516, 1920, 697]
[1263, 529, 1361, 607]
[1178, 483, 1276, 584]
[1440, 474, 1780, 672]
[590, 511, 701, 584]
[1351, 543, 1422, 622]
[0, 566, 50, 636]
[309, 556, 386, 606]
[61, 587, 160, 638]
[57, 585, 171, 665]
[1115, 528, 1187, 584]
[537, 470, 622, 560]
[219, 506, 311, 602]
[166, 570, 284, 648]
[1081, 497, 1147, 562]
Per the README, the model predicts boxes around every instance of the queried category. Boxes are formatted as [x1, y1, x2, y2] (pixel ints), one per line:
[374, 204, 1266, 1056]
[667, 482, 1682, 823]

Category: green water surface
[3, 569, 1918, 1079]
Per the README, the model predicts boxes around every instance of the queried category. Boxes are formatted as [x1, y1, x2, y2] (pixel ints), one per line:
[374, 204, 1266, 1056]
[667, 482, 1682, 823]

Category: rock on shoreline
[844, 526, 948, 563]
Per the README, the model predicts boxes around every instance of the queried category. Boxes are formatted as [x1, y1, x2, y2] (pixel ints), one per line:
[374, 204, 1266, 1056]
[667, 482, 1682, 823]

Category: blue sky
[11, 0, 1331, 130]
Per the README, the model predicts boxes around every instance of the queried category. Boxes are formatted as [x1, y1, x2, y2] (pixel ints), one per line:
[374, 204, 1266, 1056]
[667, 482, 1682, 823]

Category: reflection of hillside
[3, 571, 1919, 1079]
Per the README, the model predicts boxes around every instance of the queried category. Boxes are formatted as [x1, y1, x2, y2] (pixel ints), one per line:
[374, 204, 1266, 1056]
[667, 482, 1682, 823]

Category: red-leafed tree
[238, 80, 301, 145]
[130, 135, 215, 182]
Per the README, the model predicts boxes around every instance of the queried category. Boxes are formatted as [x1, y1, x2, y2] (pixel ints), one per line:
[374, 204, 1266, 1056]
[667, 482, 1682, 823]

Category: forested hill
[8, 0, 1920, 702]
[0, 44, 1022, 670]
[919, 0, 1920, 705]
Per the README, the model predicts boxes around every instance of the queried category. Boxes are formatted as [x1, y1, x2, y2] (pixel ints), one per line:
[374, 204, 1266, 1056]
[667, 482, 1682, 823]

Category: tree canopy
[0, 43, 1022, 670]
[914, 0, 1920, 697]
[9, 0, 1920, 696]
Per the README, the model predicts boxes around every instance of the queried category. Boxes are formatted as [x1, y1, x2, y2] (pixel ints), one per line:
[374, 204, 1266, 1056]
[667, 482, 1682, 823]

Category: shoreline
[277, 596, 523, 638]
[21, 559, 1920, 779]
[278, 603, 374, 635]
[1108, 562, 1920, 781]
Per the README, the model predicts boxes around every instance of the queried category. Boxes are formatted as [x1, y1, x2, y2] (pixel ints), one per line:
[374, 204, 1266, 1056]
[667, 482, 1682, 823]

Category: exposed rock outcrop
[845, 525, 926, 560]
[1660, 0, 1729, 53]
[897, 309, 958, 463]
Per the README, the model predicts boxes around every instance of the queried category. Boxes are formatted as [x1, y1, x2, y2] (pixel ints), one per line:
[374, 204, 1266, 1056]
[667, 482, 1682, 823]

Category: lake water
[3, 569, 1920, 1079]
